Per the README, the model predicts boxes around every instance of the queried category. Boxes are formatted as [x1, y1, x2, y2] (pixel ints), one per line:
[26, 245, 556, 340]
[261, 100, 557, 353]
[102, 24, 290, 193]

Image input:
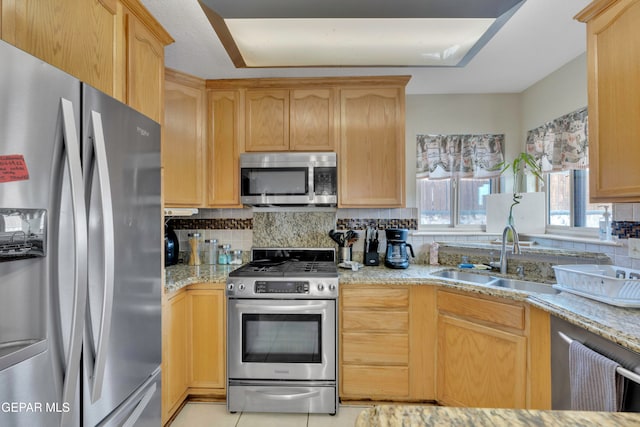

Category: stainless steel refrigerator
[0, 40, 161, 426]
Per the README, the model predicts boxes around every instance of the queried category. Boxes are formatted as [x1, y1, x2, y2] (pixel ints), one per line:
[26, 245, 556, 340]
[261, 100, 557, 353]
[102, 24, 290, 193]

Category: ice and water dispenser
[0, 208, 47, 371]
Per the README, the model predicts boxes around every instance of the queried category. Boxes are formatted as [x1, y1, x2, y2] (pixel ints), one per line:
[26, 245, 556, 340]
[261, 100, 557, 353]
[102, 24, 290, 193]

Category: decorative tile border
[336, 218, 418, 230]
[168, 218, 253, 230]
[612, 221, 640, 239]
[168, 217, 417, 231]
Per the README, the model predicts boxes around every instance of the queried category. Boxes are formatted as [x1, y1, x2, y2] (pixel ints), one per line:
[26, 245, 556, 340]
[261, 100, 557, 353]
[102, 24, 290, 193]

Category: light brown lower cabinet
[188, 286, 226, 393]
[162, 290, 189, 424]
[340, 284, 436, 401]
[436, 290, 551, 409]
[162, 284, 226, 425]
[340, 284, 550, 410]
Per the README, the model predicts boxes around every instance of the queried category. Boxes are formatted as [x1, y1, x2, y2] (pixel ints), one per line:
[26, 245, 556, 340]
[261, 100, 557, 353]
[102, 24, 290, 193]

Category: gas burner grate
[302, 262, 320, 273]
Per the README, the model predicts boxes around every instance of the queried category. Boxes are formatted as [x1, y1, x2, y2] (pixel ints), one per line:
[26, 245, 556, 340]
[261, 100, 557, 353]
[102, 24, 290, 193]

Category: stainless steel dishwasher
[551, 315, 640, 411]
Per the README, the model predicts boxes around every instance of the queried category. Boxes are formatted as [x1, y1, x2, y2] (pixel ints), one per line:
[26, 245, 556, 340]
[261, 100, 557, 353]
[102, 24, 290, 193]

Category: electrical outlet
[629, 238, 640, 259]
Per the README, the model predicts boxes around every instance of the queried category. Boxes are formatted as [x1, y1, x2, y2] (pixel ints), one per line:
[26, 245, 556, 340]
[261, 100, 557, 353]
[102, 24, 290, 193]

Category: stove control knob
[328, 283, 336, 292]
[317, 283, 325, 292]
[238, 283, 246, 291]
[227, 283, 234, 291]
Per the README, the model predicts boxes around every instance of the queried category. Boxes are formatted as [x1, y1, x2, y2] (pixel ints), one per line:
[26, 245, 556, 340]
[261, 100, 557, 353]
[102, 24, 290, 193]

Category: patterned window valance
[416, 134, 505, 179]
[525, 107, 588, 172]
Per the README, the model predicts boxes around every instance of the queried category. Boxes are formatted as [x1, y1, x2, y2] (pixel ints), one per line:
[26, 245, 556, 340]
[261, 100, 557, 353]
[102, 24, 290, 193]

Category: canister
[187, 232, 202, 266]
[218, 244, 231, 265]
[204, 239, 218, 265]
[230, 249, 243, 265]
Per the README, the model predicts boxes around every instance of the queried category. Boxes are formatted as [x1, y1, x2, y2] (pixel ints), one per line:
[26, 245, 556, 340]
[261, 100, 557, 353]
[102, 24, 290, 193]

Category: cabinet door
[207, 90, 242, 207]
[164, 78, 205, 206]
[125, 11, 164, 123]
[437, 314, 527, 408]
[579, 0, 640, 201]
[339, 88, 405, 207]
[163, 292, 189, 421]
[245, 89, 289, 151]
[189, 290, 225, 389]
[340, 285, 410, 400]
[290, 88, 335, 151]
[2, 0, 117, 96]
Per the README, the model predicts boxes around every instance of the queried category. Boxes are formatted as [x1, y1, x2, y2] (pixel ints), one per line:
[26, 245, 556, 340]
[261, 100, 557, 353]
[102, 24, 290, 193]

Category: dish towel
[569, 340, 625, 411]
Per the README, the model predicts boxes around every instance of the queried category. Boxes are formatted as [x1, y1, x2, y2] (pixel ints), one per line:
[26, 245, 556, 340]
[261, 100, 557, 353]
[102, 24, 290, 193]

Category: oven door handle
[234, 303, 329, 311]
[247, 388, 321, 401]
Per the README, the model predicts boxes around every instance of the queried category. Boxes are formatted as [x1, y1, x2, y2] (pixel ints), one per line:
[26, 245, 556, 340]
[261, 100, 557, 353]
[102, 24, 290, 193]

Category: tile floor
[170, 402, 371, 427]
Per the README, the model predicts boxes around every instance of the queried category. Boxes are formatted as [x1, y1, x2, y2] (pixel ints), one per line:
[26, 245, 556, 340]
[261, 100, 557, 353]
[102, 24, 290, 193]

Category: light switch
[629, 238, 640, 259]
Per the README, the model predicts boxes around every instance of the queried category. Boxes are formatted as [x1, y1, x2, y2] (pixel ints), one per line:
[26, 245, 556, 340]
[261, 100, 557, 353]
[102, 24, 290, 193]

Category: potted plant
[493, 152, 543, 237]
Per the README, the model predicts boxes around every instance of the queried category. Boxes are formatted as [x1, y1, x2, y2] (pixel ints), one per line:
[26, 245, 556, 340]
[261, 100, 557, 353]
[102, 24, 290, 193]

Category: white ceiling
[141, 0, 591, 95]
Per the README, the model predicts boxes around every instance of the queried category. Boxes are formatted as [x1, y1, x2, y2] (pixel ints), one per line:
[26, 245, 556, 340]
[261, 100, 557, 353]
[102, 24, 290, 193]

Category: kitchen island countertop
[355, 405, 640, 426]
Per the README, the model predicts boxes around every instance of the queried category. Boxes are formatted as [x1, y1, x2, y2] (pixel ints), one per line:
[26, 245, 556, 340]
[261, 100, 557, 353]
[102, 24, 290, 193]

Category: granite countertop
[355, 405, 640, 426]
[164, 262, 640, 353]
[164, 263, 239, 293]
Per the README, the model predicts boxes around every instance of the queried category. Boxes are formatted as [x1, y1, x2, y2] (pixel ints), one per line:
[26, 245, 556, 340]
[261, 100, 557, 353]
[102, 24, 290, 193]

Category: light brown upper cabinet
[576, 0, 640, 201]
[123, 3, 172, 124]
[245, 88, 336, 152]
[339, 82, 409, 207]
[1, 0, 118, 97]
[290, 89, 336, 151]
[164, 70, 206, 207]
[207, 90, 242, 207]
[245, 89, 290, 151]
[1, 0, 173, 121]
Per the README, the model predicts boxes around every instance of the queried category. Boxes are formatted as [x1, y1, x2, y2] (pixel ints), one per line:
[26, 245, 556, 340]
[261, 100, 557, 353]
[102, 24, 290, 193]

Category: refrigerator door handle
[121, 381, 157, 427]
[60, 98, 89, 426]
[84, 110, 115, 403]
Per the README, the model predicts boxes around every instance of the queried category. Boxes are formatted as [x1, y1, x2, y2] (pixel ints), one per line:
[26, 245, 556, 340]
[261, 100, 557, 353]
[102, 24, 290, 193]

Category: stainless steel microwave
[240, 152, 337, 206]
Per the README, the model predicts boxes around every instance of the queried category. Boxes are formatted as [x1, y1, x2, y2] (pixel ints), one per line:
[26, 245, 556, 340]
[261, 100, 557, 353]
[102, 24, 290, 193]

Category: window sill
[522, 233, 622, 246]
[413, 229, 623, 246]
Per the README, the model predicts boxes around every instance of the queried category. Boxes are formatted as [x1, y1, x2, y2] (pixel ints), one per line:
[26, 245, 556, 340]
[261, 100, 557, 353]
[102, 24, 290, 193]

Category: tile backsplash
[165, 204, 640, 270]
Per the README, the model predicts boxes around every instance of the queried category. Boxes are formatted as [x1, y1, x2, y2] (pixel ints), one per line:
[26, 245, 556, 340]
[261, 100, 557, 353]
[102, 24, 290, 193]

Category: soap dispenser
[598, 205, 612, 241]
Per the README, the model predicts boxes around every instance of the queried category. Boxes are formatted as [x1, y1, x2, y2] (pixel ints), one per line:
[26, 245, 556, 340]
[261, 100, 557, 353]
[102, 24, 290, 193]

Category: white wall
[521, 53, 587, 136]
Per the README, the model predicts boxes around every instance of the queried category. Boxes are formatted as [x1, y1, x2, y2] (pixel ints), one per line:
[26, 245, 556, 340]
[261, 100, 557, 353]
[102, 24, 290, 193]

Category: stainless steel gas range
[225, 248, 339, 415]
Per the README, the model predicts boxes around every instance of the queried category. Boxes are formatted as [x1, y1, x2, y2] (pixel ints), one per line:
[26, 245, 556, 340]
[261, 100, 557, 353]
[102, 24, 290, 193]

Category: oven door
[227, 298, 336, 381]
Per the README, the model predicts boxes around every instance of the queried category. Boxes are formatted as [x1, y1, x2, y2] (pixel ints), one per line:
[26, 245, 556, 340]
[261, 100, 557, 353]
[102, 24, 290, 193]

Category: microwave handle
[308, 166, 314, 201]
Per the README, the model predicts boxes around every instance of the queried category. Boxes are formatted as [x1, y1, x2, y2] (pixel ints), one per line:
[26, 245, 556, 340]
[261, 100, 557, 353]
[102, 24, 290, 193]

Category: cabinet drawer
[437, 291, 525, 331]
[342, 287, 409, 309]
[342, 310, 408, 331]
[342, 332, 408, 365]
[342, 365, 409, 398]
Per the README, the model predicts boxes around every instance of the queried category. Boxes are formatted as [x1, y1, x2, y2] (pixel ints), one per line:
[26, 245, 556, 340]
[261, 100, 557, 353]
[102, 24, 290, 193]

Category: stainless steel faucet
[489, 224, 521, 274]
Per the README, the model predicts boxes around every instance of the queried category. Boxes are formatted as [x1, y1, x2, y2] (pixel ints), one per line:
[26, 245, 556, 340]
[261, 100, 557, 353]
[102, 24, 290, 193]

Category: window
[417, 177, 495, 227]
[546, 169, 611, 230]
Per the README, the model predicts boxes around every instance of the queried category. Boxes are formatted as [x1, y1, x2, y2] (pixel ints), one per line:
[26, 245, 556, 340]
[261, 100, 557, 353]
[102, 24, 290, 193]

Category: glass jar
[230, 249, 243, 265]
[187, 232, 202, 266]
[218, 244, 231, 265]
[203, 239, 218, 265]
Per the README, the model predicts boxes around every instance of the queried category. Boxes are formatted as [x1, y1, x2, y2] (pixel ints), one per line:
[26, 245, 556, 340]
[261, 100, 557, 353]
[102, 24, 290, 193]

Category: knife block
[364, 252, 379, 266]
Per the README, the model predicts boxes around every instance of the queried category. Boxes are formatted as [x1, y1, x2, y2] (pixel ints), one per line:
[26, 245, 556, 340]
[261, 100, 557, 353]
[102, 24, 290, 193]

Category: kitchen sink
[430, 269, 495, 284]
[430, 269, 559, 295]
[488, 278, 559, 295]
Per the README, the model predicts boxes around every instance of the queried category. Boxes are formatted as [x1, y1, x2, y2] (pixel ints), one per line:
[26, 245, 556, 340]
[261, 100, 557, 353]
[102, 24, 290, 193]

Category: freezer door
[81, 84, 162, 426]
[96, 368, 162, 427]
[0, 40, 86, 427]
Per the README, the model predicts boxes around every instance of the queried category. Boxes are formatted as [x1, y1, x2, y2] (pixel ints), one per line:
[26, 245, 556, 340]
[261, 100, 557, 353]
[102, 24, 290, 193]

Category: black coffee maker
[384, 228, 414, 269]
